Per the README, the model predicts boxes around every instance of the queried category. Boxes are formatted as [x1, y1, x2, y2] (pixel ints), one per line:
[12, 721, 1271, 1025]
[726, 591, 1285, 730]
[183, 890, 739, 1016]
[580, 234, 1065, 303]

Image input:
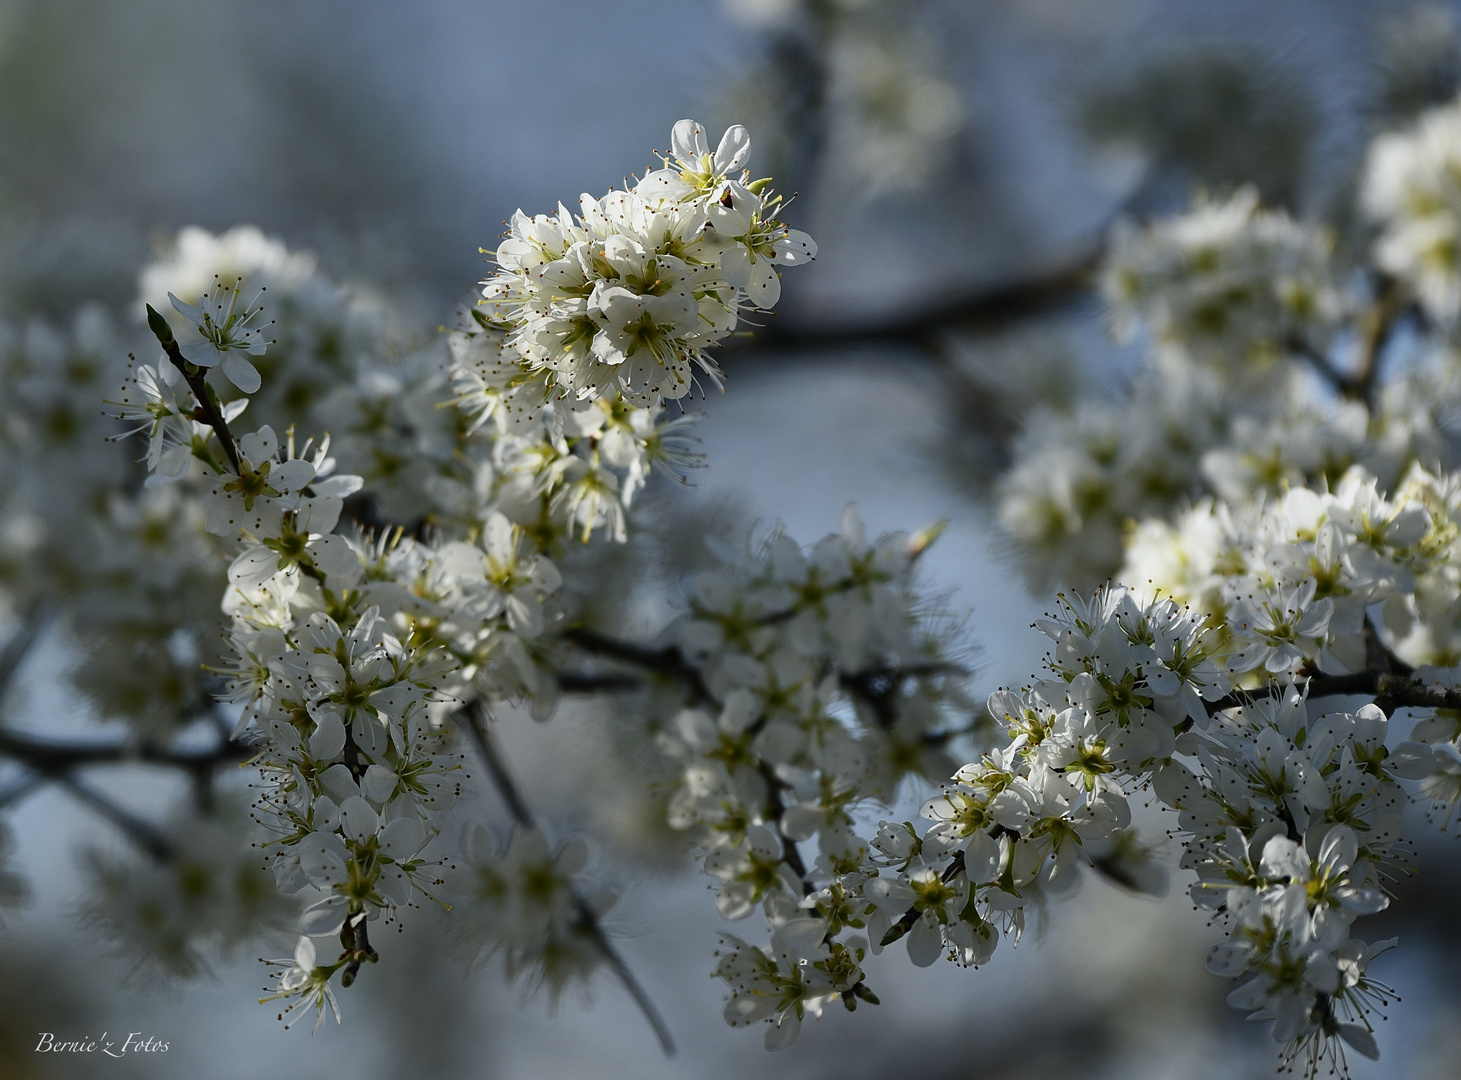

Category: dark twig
[1205, 669, 1461, 716]
[53, 773, 176, 861]
[758, 761, 811, 894]
[562, 628, 710, 703]
[0, 769, 46, 809]
[0, 604, 50, 694]
[725, 247, 1102, 360]
[0, 721, 247, 840]
[145, 304, 243, 474]
[555, 671, 645, 694]
[1286, 334, 1362, 398]
[460, 703, 534, 828]
[459, 701, 677, 1057]
[1352, 282, 1409, 409]
[839, 662, 968, 731]
[0, 726, 249, 773]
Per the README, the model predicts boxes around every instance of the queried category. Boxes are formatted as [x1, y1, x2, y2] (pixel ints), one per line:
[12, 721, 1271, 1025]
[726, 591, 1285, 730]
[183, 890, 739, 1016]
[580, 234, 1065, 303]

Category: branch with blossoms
[458, 700, 677, 1055]
[988, 92, 1461, 594]
[893, 87, 1461, 1077]
[28, 82, 1461, 1080]
[86, 117, 832, 1044]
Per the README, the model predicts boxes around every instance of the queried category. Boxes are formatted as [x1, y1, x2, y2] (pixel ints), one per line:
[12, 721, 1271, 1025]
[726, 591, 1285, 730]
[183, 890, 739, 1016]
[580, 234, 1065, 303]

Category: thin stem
[146, 304, 243, 474]
[0, 769, 46, 809]
[0, 726, 249, 772]
[0, 603, 50, 693]
[1352, 282, 1407, 409]
[460, 703, 532, 828]
[724, 246, 1101, 359]
[54, 773, 175, 861]
[1287, 334, 1360, 398]
[572, 898, 678, 1059]
[758, 761, 811, 894]
[562, 628, 710, 703]
[1204, 668, 1461, 715]
[459, 701, 677, 1057]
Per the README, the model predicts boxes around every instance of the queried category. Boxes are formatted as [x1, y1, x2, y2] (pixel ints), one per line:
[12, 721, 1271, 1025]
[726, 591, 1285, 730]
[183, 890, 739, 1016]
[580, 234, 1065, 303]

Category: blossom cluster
[112, 269, 642, 1027]
[655, 442, 1461, 1074]
[90, 120, 822, 1035]
[47, 87, 1461, 1079]
[1103, 187, 1343, 375]
[973, 449, 1461, 1076]
[1364, 94, 1461, 321]
[980, 585, 1432, 1077]
[79, 805, 288, 978]
[475, 119, 814, 408]
[598, 507, 979, 1047]
[1124, 463, 1456, 674]
[996, 174, 1458, 590]
[447, 324, 702, 545]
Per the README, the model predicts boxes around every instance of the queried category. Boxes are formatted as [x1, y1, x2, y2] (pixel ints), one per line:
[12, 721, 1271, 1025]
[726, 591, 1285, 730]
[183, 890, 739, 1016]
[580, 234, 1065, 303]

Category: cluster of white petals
[979, 586, 1431, 1076]
[967, 89, 1461, 1080]
[91, 119, 821, 1034]
[604, 507, 981, 1047]
[113, 276, 594, 1030]
[1104, 187, 1343, 372]
[59, 87, 1461, 1080]
[477, 119, 814, 408]
[80, 807, 286, 978]
[998, 179, 1459, 591]
[1364, 94, 1461, 321]
[453, 823, 609, 1000]
[448, 326, 702, 545]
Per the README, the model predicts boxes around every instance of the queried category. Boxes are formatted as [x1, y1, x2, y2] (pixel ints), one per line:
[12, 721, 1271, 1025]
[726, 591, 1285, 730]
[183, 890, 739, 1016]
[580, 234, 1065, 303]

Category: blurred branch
[459, 700, 677, 1058]
[0, 602, 50, 692]
[1352, 282, 1411, 409]
[52, 772, 175, 861]
[770, 19, 832, 198]
[840, 662, 968, 731]
[0, 722, 248, 857]
[757, 760, 812, 894]
[726, 244, 1102, 360]
[562, 627, 710, 702]
[1204, 669, 1461, 715]
[555, 671, 645, 694]
[0, 726, 248, 773]
[0, 769, 44, 809]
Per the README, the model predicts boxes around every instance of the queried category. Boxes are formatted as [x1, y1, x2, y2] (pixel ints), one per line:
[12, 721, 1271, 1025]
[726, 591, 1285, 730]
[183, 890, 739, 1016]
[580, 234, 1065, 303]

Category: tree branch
[0, 769, 45, 809]
[555, 671, 645, 694]
[1205, 669, 1461, 715]
[725, 247, 1101, 360]
[0, 726, 249, 774]
[1352, 281, 1409, 409]
[561, 627, 710, 703]
[145, 304, 243, 474]
[53, 773, 176, 861]
[757, 761, 811, 894]
[458, 701, 677, 1057]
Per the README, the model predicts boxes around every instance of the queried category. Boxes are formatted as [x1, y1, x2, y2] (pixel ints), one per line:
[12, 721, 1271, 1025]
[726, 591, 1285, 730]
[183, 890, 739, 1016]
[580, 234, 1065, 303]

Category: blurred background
[4, 0, 1461, 1077]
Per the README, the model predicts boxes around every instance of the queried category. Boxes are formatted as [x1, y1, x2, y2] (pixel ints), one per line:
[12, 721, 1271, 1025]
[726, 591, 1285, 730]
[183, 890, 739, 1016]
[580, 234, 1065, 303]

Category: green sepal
[145, 304, 176, 347]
